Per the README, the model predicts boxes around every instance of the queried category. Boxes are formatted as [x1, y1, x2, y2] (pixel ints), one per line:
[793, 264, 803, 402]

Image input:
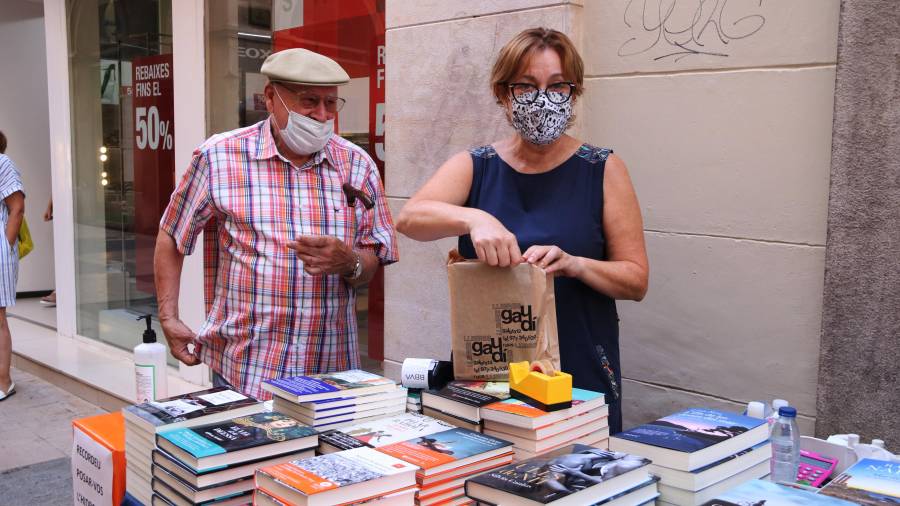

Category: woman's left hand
[523, 245, 582, 277]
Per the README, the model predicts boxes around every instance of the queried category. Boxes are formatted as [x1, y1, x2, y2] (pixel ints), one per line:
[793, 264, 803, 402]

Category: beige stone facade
[384, 0, 841, 432]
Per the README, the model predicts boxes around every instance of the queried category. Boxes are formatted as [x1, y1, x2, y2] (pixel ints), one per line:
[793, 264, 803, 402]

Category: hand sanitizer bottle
[134, 314, 168, 402]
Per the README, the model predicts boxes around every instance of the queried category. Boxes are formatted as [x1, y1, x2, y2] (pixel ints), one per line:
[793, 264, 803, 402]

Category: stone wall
[384, 0, 841, 433]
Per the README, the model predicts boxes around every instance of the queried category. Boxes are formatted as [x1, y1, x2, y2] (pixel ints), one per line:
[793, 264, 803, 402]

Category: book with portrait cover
[156, 412, 317, 471]
[818, 458, 900, 505]
[377, 427, 513, 476]
[701, 479, 857, 505]
[254, 447, 417, 506]
[609, 408, 768, 471]
[261, 369, 396, 403]
[465, 444, 652, 505]
[123, 386, 264, 430]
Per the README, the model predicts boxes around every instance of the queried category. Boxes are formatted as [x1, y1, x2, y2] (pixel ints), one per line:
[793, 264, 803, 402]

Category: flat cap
[261, 48, 350, 86]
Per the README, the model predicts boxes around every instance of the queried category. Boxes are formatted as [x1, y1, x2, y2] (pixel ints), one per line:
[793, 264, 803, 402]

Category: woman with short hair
[397, 28, 649, 433]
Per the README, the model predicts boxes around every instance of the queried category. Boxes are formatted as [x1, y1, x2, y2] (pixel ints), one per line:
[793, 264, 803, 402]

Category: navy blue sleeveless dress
[458, 144, 623, 434]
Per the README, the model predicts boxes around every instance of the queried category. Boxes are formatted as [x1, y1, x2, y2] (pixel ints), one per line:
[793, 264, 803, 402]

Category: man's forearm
[346, 249, 380, 288]
[154, 230, 186, 322]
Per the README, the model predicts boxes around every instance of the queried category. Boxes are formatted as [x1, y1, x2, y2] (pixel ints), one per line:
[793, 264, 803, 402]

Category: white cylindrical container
[134, 315, 168, 402]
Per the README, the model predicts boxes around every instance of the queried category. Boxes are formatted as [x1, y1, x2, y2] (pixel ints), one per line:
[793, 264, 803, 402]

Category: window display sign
[132, 54, 175, 293]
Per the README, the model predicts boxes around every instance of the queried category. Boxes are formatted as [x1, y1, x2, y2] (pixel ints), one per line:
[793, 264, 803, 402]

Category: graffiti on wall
[618, 0, 766, 62]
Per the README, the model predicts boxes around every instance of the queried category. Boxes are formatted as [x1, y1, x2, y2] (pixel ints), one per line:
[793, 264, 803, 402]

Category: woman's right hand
[467, 210, 523, 267]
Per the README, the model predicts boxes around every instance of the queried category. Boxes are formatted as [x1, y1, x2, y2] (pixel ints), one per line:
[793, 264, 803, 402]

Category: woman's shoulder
[574, 143, 613, 165]
[468, 145, 498, 159]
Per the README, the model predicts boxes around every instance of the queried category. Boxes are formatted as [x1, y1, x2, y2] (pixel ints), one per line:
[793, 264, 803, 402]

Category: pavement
[0, 366, 107, 504]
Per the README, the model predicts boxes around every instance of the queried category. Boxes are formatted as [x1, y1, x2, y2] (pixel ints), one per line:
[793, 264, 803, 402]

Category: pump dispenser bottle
[134, 314, 168, 402]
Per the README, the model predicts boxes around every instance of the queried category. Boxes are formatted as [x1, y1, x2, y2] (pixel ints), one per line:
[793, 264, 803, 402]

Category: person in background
[0, 131, 26, 401]
[155, 49, 397, 400]
[396, 28, 648, 433]
[41, 198, 55, 307]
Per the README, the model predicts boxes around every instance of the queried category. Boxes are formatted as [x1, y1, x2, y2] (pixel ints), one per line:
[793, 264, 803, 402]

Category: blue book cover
[263, 370, 394, 398]
[819, 458, 900, 504]
[702, 479, 857, 505]
[615, 408, 765, 453]
[157, 412, 317, 458]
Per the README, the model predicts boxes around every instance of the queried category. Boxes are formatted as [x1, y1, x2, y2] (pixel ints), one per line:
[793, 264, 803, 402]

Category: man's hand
[160, 317, 202, 366]
[287, 235, 356, 276]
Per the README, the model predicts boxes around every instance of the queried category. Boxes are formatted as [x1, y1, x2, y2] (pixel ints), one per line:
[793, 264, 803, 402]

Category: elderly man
[154, 48, 397, 400]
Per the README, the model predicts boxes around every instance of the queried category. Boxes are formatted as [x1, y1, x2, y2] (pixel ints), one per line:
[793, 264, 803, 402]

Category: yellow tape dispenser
[508, 360, 573, 412]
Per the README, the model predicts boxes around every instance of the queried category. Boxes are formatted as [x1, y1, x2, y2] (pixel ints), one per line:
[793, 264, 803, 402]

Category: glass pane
[68, 0, 177, 365]
[205, 0, 386, 372]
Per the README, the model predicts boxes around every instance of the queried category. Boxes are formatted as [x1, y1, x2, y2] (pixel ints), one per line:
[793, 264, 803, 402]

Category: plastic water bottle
[770, 406, 800, 483]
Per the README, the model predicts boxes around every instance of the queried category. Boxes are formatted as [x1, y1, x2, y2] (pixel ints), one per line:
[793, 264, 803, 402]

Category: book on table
[318, 412, 456, 452]
[274, 398, 407, 428]
[377, 426, 514, 478]
[261, 369, 397, 403]
[273, 387, 407, 417]
[151, 464, 254, 504]
[647, 441, 772, 492]
[656, 459, 770, 505]
[123, 387, 264, 432]
[512, 428, 610, 462]
[421, 381, 510, 424]
[254, 446, 418, 506]
[609, 407, 768, 471]
[484, 418, 610, 454]
[464, 444, 652, 506]
[480, 387, 606, 430]
[818, 457, 900, 505]
[421, 406, 483, 432]
[155, 411, 318, 472]
[151, 447, 314, 490]
[484, 405, 609, 442]
[149, 477, 253, 506]
[701, 478, 858, 505]
[254, 487, 418, 506]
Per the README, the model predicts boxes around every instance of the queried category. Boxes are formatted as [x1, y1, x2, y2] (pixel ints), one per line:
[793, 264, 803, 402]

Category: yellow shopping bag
[17, 217, 33, 259]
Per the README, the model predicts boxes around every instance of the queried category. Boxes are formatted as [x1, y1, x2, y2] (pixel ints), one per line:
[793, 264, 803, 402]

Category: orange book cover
[72, 412, 126, 506]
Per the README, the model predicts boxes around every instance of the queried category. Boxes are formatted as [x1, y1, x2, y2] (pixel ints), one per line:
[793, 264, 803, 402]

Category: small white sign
[198, 389, 248, 406]
[72, 427, 114, 506]
[401, 358, 435, 389]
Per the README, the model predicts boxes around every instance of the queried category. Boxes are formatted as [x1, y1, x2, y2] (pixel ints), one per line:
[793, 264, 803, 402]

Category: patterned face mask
[510, 92, 573, 145]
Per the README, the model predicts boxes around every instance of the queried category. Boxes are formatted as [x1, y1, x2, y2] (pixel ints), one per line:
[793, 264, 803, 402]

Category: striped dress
[0, 155, 24, 307]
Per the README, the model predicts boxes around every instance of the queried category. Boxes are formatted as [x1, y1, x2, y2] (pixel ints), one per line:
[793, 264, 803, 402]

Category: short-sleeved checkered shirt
[160, 118, 398, 400]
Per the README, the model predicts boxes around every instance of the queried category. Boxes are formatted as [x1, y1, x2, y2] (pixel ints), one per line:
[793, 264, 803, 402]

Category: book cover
[819, 458, 900, 505]
[484, 388, 603, 418]
[328, 413, 456, 448]
[258, 447, 416, 495]
[614, 408, 765, 453]
[158, 412, 317, 458]
[318, 429, 369, 451]
[703, 479, 857, 505]
[431, 381, 510, 407]
[377, 427, 512, 470]
[467, 444, 650, 504]
[262, 370, 394, 398]
[123, 387, 260, 428]
[297, 388, 406, 411]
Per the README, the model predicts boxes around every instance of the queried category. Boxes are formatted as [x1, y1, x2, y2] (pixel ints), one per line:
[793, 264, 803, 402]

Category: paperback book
[702, 478, 857, 505]
[151, 448, 314, 489]
[421, 381, 510, 423]
[465, 444, 652, 506]
[647, 441, 772, 491]
[377, 426, 513, 476]
[261, 369, 396, 403]
[319, 412, 456, 451]
[481, 388, 606, 430]
[123, 387, 262, 430]
[156, 412, 318, 471]
[818, 458, 900, 505]
[609, 407, 768, 471]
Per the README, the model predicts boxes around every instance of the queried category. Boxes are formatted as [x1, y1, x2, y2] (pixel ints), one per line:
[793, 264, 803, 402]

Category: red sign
[132, 54, 175, 293]
[369, 33, 385, 176]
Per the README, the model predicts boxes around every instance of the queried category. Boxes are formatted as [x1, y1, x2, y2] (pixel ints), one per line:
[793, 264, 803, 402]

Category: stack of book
[421, 380, 510, 432]
[254, 447, 419, 505]
[318, 412, 456, 454]
[465, 443, 659, 506]
[610, 408, 771, 505]
[818, 457, 900, 505]
[703, 478, 857, 505]
[262, 369, 407, 430]
[480, 387, 609, 461]
[150, 411, 319, 505]
[407, 389, 423, 414]
[377, 426, 515, 505]
[121, 386, 265, 504]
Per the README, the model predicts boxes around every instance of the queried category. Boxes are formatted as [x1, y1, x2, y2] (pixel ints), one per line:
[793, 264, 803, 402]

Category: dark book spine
[439, 384, 499, 407]
[318, 430, 369, 451]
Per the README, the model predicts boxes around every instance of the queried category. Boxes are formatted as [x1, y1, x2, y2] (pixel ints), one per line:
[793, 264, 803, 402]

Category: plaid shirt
[160, 118, 397, 400]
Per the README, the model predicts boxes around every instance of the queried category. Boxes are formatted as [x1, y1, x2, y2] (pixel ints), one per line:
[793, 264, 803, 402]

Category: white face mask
[274, 88, 334, 155]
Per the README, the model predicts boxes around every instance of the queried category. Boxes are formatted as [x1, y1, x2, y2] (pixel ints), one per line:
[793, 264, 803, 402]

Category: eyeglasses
[507, 82, 576, 105]
[276, 83, 346, 112]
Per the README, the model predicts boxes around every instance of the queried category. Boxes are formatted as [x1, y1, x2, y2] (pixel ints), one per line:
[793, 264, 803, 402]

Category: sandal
[40, 292, 56, 307]
[0, 382, 15, 401]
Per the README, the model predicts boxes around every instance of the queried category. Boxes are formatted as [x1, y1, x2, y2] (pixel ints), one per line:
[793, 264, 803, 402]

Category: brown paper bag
[448, 250, 561, 380]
